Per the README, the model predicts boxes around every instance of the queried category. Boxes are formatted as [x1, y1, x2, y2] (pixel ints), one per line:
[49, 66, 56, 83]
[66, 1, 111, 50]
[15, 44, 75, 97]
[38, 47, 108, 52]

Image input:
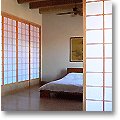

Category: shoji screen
[85, 0, 112, 111]
[1, 13, 41, 86]
[2, 17, 17, 85]
[1, 17, 2, 85]
[30, 25, 39, 80]
[18, 22, 29, 82]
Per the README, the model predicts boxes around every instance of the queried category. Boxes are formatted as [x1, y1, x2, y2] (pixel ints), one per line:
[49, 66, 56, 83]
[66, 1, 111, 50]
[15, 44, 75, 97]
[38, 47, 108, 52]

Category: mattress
[39, 73, 83, 93]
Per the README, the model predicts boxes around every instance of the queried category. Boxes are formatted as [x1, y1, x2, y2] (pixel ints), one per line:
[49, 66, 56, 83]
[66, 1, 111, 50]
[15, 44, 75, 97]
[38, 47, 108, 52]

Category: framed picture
[70, 37, 83, 62]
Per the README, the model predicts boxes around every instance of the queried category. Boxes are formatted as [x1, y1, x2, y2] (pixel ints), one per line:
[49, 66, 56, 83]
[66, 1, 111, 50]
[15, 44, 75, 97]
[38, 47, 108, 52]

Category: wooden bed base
[67, 68, 83, 74]
[40, 90, 51, 98]
[40, 90, 83, 101]
[40, 68, 83, 100]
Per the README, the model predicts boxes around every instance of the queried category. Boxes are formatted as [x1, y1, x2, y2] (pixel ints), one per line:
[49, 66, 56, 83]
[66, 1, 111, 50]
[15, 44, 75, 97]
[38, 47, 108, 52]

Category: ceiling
[17, 0, 83, 15]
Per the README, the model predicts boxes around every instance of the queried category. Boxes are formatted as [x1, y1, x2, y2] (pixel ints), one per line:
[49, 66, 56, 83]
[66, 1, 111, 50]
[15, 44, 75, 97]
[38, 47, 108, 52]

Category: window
[1, 13, 41, 86]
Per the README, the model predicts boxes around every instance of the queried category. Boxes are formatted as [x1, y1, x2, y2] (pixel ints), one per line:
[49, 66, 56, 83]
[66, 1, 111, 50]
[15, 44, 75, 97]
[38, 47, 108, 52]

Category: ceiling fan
[56, 6, 81, 16]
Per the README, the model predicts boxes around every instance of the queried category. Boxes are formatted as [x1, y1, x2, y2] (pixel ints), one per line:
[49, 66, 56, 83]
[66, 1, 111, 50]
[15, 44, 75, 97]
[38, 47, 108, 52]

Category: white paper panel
[4, 77, 7, 85]
[8, 32, 12, 38]
[105, 73, 112, 86]
[13, 45, 16, 51]
[36, 74, 39, 78]
[86, 30, 103, 43]
[8, 45, 13, 51]
[104, 102, 112, 111]
[8, 52, 12, 57]
[105, 59, 112, 72]
[86, 100, 103, 111]
[105, 44, 112, 57]
[13, 77, 16, 83]
[13, 33, 16, 39]
[86, 16, 103, 29]
[8, 78, 12, 84]
[4, 44, 8, 51]
[22, 23, 25, 29]
[4, 66, 7, 73]
[104, 15, 112, 28]
[86, 59, 103, 72]
[13, 20, 16, 26]
[104, 1, 112, 14]
[4, 17, 7, 24]
[4, 24, 7, 31]
[105, 88, 112, 101]
[8, 18, 12, 25]
[13, 52, 16, 58]
[105, 30, 112, 43]
[8, 59, 12, 64]
[8, 71, 12, 77]
[8, 25, 12, 31]
[22, 75, 26, 81]
[13, 65, 16, 71]
[26, 76, 29, 80]
[12, 71, 16, 77]
[4, 51, 7, 57]
[13, 39, 16, 45]
[86, 87, 103, 100]
[86, 2, 103, 15]
[8, 65, 12, 71]
[18, 76, 21, 81]
[4, 72, 7, 78]
[86, 44, 103, 57]
[18, 70, 22, 76]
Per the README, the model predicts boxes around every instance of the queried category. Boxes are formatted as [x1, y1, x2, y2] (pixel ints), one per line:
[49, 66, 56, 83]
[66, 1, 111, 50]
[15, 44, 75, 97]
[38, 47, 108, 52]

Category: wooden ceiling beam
[17, 0, 37, 4]
[39, 4, 83, 14]
[29, 0, 82, 9]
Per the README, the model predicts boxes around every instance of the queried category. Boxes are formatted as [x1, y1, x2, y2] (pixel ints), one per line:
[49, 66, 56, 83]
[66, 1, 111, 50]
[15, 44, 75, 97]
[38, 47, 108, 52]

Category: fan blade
[57, 11, 74, 15]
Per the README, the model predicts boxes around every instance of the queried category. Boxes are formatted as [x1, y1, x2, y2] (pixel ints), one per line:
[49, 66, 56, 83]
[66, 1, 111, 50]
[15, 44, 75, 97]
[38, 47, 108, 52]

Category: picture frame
[70, 37, 83, 62]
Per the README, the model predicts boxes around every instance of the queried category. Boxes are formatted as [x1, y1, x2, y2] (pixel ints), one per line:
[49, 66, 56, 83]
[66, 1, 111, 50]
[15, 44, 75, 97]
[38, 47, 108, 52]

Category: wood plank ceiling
[17, 0, 83, 15]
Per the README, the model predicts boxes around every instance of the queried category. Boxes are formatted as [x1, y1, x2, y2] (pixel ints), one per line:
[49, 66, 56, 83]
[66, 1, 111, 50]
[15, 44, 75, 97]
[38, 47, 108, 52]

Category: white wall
[1, 0, 42, 25]
[42, 14, 83, 82]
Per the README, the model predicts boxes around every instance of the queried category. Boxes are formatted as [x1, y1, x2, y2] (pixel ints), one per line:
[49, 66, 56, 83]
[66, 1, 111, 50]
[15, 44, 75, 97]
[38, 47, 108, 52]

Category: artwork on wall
[70, 37, 83, 62]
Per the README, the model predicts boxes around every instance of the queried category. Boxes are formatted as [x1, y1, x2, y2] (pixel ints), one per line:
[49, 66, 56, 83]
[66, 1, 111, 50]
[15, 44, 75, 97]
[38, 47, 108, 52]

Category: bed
[39, 68, 83, 100]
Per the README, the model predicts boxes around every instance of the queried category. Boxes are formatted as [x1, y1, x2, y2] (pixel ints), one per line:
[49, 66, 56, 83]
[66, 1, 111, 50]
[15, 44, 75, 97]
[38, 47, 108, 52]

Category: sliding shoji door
[18, 22, 29, 82]
[84, 0, 112, 111]
[1, 12, 41, 86]
[0, 17, 2, 85]
[30, 25, 40, 81]
[2, 17, 17, 85]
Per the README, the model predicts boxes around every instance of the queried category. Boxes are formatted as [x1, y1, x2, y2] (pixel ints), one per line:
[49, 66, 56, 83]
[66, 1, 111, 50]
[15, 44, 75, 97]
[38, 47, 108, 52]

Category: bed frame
[40, 68, 83, 100]
[67, 68, 83, 74]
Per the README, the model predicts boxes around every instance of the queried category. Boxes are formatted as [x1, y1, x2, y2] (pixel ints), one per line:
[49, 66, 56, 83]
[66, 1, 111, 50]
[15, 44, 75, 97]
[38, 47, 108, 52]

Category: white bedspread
[39, 73, 83, 93]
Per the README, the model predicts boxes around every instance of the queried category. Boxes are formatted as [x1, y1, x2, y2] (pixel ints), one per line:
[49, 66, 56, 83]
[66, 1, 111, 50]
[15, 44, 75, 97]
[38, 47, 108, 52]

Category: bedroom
[1, 0, 112, 111]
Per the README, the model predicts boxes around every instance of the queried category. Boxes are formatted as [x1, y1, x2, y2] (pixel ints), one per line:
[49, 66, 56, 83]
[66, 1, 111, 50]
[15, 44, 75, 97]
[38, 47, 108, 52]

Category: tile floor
[1, 85, 83, 111]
